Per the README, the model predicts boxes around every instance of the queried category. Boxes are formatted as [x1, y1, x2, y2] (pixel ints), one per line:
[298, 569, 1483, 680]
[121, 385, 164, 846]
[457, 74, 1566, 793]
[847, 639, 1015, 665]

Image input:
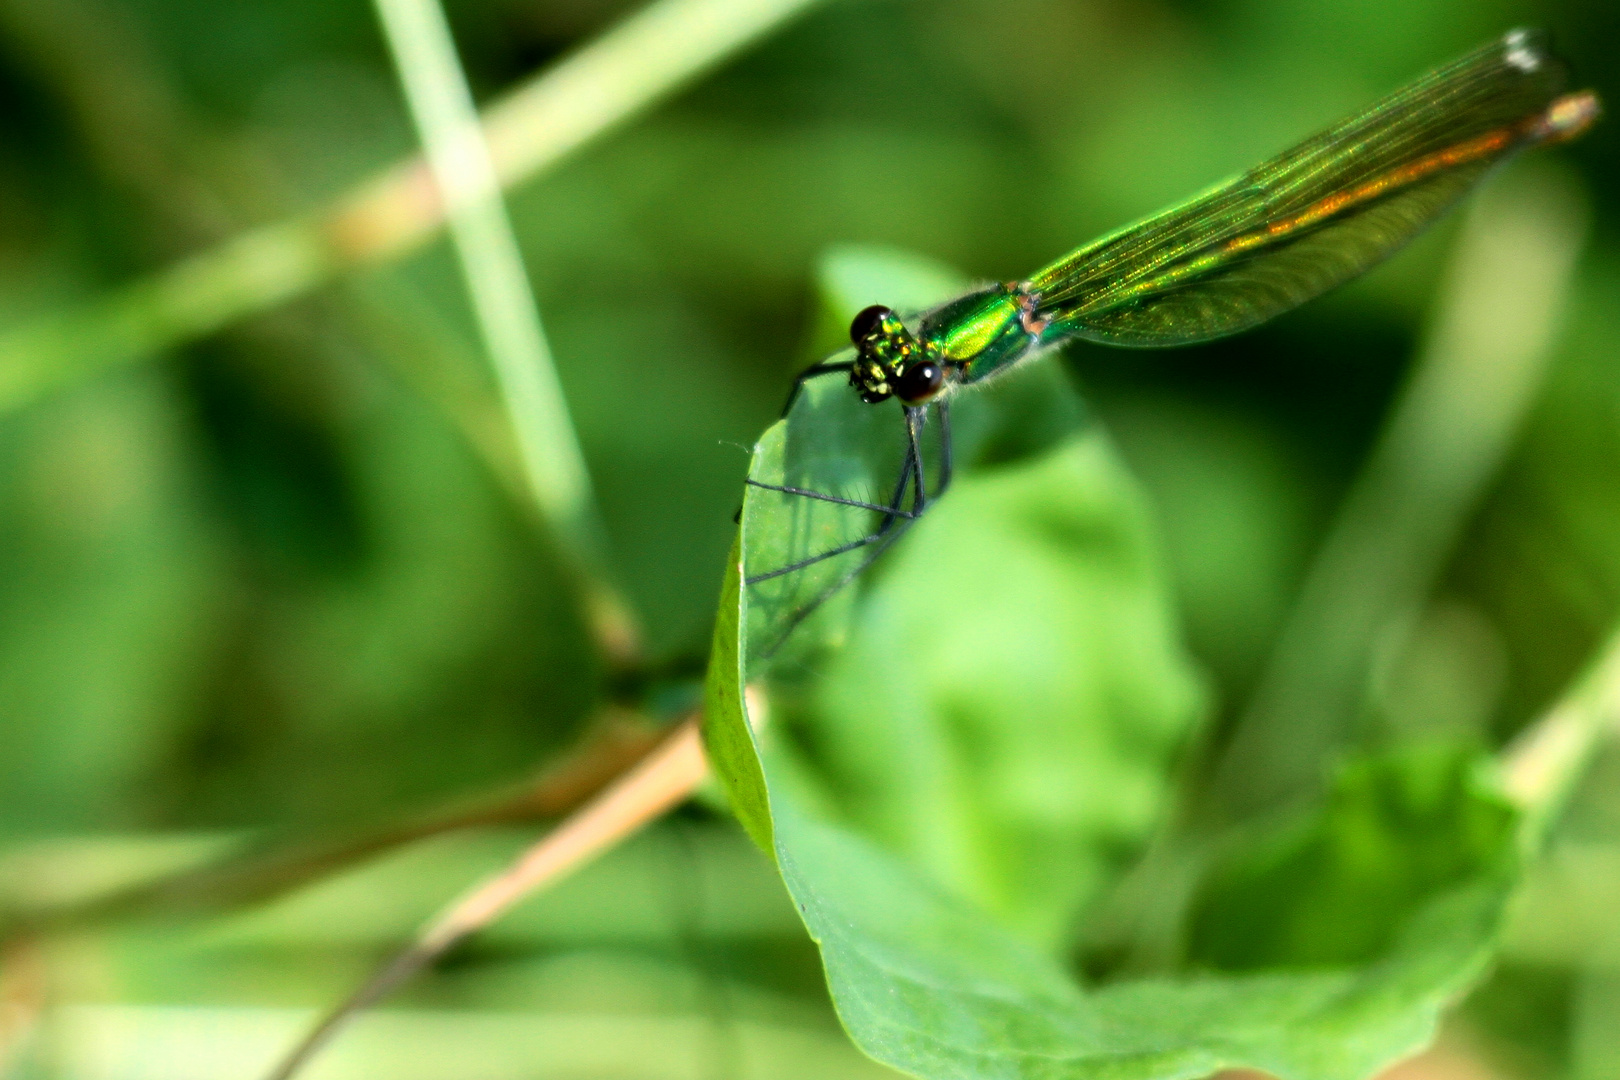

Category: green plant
[0, 2, 1617, 1079]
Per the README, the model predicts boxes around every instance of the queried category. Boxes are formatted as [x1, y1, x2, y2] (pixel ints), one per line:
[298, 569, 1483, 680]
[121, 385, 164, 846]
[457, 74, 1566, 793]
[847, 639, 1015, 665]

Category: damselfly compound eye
[849, 305, 893, 346]
[896, 361, 944, 404]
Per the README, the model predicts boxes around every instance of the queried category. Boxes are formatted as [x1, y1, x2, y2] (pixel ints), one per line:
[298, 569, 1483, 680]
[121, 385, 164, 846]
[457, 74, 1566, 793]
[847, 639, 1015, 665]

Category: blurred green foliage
[1187, 745, 1517, 970]
[1, 0, 1619, 1076]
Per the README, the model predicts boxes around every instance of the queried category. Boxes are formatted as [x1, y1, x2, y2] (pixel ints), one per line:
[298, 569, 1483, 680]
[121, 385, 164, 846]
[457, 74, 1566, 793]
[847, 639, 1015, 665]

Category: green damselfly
[746, 28, 1598, 626]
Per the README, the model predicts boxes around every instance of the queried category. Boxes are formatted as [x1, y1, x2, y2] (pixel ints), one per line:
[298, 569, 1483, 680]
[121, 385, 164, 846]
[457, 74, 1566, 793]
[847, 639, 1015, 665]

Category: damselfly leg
[744, 401, 953, 655]
[778, 359, 854, 417]
[744, 402, 947, 585]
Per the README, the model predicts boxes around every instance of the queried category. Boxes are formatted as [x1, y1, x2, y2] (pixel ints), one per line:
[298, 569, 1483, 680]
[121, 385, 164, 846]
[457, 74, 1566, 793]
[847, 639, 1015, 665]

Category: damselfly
[745, 28, 1598, 634]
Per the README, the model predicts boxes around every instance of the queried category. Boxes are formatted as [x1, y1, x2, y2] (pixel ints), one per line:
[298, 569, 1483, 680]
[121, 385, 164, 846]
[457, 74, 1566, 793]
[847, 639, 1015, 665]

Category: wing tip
[1501, 28, 1550, 75]
[1531, 89, 1603, 147]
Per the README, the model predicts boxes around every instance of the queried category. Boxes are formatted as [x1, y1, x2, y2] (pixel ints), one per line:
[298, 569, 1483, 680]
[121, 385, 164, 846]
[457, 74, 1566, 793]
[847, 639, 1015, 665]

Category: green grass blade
[372, 0, 635, 659]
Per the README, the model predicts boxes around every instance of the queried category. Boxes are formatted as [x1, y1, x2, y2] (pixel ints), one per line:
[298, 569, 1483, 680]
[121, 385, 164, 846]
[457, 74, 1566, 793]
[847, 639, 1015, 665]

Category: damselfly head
[848, 304, 923, 405]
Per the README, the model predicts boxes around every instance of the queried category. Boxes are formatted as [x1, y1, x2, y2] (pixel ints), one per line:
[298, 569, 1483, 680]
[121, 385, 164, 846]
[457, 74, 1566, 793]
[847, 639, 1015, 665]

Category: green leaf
[702, 246, 1521, 1080]
[804, 434, 1203, 950]
[779, 796, 1509, 1080]
[1187, 743, 1518, 970]
[703, 533, 774, 856]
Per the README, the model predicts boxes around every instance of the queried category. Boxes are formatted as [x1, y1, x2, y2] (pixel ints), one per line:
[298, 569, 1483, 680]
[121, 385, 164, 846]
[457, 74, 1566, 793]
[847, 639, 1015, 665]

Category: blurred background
[0, 0, 1616, 1076]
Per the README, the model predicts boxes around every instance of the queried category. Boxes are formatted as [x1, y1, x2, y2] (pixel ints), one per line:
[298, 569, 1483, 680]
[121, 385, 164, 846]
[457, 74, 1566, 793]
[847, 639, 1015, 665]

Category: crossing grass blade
[1031, 28, 1599, 347]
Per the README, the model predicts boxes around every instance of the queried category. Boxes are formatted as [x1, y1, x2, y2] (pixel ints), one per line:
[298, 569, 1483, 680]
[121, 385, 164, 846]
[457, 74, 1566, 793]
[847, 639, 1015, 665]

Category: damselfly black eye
[849, 305, 893, 345]
[896, 360, 944, 403]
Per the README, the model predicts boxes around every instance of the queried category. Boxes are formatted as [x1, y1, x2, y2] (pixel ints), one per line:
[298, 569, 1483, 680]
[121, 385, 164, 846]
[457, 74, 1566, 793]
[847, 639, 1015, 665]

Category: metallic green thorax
[921, 285, 1052, 385]
[847, 28, 1599, 408]
[849, 285, 1051, 404]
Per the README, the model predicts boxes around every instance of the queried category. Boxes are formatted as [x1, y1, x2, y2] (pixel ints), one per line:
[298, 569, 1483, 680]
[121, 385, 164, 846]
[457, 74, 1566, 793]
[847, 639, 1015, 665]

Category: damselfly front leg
[744, 404, 933, 585]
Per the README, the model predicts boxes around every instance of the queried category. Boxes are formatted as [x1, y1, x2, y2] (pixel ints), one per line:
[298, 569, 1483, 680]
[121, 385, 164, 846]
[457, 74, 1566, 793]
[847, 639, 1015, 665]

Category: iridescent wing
[1030, 29, 1598, 347]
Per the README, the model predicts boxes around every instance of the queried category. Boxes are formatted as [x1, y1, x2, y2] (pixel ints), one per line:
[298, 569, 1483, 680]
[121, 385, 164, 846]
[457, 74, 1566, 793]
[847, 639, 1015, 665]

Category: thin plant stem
[372, 0, 633, 659]
[5, 708, 664, 933]
[1211, 165, 1590, 819]
[1501, 625, 1620, 848]
[0, 938, 45, 1072]
[0, 0, 826, 414]
[261, 712, 710, 1080]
